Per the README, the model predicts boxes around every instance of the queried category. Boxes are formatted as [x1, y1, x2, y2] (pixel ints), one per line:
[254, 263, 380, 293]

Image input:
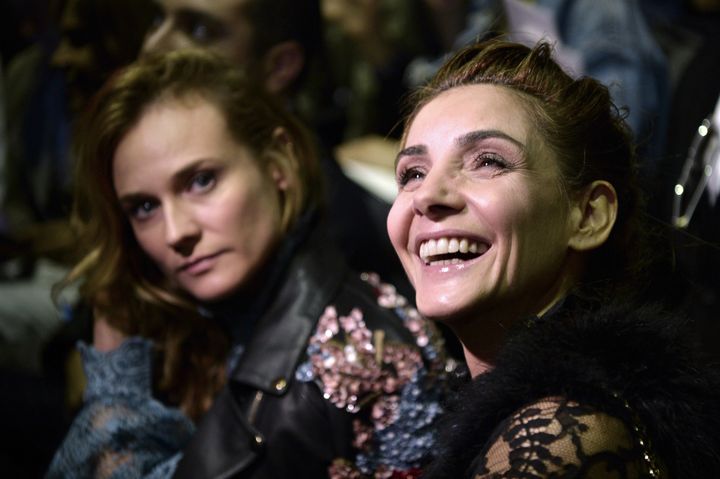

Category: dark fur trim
[424, 300, 720, 478]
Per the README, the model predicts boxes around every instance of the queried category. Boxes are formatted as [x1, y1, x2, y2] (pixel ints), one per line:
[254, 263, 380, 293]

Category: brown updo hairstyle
[402, 39, 646, 299]
[61, 49, 323, 419]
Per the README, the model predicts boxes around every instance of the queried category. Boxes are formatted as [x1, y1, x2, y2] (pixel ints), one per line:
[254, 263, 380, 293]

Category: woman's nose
[412, 168, 464, 219]
[164, 203, 201, 256]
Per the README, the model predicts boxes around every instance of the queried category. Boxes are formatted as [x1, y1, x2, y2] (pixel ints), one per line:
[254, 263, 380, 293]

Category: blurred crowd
[1, 0, 720, 476]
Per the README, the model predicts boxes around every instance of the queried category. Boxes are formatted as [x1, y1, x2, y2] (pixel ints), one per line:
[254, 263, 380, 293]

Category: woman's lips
[418, 236, 489, 265]
[178, 250, 227, 276]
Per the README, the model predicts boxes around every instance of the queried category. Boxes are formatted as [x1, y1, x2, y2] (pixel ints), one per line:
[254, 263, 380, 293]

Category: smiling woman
[388, 40, 720, 478]
[389, 83, 578, 333]
[45, 49, 450, 478]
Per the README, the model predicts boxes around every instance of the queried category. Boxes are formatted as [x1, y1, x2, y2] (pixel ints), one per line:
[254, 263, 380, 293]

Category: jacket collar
[173, 221, 350, 479]
[227, 221, 348, 395]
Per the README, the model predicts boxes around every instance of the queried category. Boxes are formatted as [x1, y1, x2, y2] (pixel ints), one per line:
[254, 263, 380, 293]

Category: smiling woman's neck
[450, 309, 512, 377]
[452, 287, 575, 378]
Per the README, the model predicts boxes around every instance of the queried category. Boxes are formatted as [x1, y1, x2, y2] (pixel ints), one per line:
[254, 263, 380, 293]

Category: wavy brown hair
[61, 49, 323, 419]
[402, 39, 646, 299]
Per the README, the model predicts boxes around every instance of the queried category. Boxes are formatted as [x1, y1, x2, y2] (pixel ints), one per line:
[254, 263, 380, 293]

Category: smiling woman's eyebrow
[395, 144, 427, 169]
[455, 129, 526, 151]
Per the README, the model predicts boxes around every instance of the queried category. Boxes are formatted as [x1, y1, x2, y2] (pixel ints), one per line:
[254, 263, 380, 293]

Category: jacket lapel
[173, 225, 348, 478]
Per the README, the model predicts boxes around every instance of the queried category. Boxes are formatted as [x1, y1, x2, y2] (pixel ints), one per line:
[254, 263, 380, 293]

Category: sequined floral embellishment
[305, 305, 423, 413]
[296, 272, 450, 478]
[329, 459, 423, 479]
[360, 272, 447, 373]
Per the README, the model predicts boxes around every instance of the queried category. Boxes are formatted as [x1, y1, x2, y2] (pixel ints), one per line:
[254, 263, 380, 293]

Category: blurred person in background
[642, 0, 720, 359]
[323, 0, 669, 180]
[0, 0, 156, 475]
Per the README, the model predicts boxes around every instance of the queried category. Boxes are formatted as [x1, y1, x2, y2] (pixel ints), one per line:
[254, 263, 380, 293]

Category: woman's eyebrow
[455, 129, 526, 151]
[394, 130, 526, 169]
[395, 144, 427, 169]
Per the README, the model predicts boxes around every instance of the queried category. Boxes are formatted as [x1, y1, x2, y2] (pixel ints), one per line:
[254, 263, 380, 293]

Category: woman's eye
[474, 153, 507, 170]
[130, 200, 158, 221]
[189, 171, 216, 192]
[397, 167, 425, 187]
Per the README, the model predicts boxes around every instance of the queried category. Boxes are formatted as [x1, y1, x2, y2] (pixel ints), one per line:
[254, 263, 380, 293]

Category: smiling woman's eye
[473, 152, 508, 170]
[188, 170, 216, 193]
[397, 167, 425, 188]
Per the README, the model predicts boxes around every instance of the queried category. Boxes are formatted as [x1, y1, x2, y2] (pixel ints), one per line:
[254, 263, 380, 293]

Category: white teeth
[459, 238, 469, 253]
[437, 237, 448, 253]
[427, 239, 436, 256]
[418, 236, 487, 263]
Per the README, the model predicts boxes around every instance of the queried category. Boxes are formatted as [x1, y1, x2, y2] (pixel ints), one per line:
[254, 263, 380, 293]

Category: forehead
[114, 98, 230, 171]
[155, 0, 249, 19]
[406, 84, 536, 148]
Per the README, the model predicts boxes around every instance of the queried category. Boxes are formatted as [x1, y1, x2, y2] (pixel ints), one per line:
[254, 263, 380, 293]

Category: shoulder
[425, 299, 720, 478]
[470, 397, 649, 477]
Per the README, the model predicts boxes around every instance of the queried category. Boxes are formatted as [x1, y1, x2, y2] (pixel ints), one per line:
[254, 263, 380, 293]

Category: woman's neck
[450, 307, 512, 377]
[453, 291, 573, 378]
[455, 255, 583, 377]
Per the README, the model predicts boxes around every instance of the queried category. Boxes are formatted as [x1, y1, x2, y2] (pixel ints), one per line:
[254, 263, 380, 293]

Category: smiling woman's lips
[417, 236, 490, 265]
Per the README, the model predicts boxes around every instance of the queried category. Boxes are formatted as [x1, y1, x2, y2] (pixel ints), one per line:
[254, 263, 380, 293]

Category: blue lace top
[45, 338, 195, 479]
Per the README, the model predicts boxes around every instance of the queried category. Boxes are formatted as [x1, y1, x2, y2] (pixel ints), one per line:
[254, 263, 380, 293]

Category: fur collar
[424, 299, 720, 478]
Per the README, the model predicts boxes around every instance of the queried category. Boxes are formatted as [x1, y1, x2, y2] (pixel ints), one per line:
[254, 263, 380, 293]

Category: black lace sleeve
[469, 397, 655, 478]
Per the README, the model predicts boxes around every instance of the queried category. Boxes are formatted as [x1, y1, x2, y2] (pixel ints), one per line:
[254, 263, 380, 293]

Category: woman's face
[113, 97, 286, 302]
[388, 84, 578, 324]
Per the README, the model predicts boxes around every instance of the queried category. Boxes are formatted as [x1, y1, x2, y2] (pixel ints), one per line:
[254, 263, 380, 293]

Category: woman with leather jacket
[46, 49, 449, 479]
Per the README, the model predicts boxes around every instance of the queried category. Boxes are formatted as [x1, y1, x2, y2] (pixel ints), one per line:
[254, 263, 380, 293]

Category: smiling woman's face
[388, 84, 579, 325]
[112, 96, 285, 302]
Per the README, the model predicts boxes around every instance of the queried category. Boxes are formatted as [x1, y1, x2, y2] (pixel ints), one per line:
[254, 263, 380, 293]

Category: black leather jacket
[174, 225, 448, 478]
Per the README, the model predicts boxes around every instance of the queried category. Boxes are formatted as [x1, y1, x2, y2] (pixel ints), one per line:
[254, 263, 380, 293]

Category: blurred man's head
[142, 0, 322, 96]
[51, 0, 155, 113]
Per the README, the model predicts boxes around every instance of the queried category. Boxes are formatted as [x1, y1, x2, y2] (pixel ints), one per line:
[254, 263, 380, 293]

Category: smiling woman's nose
[412, 169, 464, 219]
[164, 203, 201, 256]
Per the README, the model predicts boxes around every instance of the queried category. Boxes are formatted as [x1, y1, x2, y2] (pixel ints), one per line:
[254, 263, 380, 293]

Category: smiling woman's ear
[568, 180, 618, 251]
